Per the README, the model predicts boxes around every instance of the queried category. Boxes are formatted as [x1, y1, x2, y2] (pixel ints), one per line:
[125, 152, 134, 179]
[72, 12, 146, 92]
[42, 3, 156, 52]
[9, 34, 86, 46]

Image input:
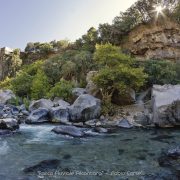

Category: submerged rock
[0, 118, 19, 130]
[158, 147, 180, 176]
[29, 99, 54, 112]
[152, 85, 180, 127]
[26, 108, 49, 124]
[52, 125, 85, 137]
[69, 94, 101, 122]
[23, 159, 61, 173]
[0, 129, 13, 135]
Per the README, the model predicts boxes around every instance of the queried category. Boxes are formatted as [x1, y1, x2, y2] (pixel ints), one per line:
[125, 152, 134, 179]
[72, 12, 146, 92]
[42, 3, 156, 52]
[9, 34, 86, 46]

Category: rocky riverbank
[0, 84, 179, 138]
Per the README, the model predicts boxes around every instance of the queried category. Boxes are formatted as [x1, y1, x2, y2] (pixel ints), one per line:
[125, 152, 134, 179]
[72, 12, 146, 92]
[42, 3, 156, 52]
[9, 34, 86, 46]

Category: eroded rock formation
[125, 21, 180, 62]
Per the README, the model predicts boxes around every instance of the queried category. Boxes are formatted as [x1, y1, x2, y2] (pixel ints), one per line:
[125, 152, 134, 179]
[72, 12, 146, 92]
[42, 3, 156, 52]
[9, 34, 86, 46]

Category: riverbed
[0, 124, 179, 180]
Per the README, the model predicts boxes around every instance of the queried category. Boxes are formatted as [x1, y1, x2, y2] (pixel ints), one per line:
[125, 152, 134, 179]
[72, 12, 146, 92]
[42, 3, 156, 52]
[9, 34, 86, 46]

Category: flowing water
[0, 124, 179, 180]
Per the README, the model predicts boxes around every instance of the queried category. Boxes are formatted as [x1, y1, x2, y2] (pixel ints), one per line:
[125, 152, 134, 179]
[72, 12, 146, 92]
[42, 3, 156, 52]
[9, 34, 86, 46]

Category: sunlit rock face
[125, 21, 180, 62]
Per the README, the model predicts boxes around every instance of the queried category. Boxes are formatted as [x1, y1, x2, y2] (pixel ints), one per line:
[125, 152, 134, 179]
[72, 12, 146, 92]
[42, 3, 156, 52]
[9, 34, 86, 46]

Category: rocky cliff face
[125, 21, 180, 62]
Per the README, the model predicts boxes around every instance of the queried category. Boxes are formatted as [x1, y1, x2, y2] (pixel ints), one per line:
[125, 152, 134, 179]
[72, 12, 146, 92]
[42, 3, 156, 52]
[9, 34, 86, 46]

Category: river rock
[152, 85, 180, 127]
[23, 159, 61, 173]
[0, 90, 15, 104]
[50, 106, 69, 123]
[26, 108, 49, 124]
[117, 119, 133, 128]
[0, 129, 13, 136]
[69, 94, 101, 122]
[0, 118, 19, 130]
[158, 147, 180, 176]
[52, 125, 85, 137]
[93, 127, 108, 133]
[29, 99, 54, 112]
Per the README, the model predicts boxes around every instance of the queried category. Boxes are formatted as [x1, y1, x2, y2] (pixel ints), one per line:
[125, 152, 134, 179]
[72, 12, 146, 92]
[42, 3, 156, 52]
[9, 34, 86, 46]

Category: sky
[0, 0, 137, 50]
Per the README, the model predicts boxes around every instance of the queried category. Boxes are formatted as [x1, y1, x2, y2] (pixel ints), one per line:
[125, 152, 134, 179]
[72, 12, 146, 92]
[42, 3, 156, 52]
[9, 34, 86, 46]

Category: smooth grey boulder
[69, 94, 101, 122]
[29, 99, 54, 112]
[0, 118, 19, 130]
[26, 108, 49, 124]
[117, 119, 133, 128]
[0, 90, 15, 104]
[72, 88, 87, 98]
[53, 98, 70, 107]
[50, 106, 69, 123]
[152, 85, 180, 127]
[52, 125, 85, 137]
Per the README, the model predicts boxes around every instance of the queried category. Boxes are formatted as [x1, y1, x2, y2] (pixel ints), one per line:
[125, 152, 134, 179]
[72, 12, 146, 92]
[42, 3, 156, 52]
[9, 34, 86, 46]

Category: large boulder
[26, 108, 49, 124]
[29, 99, 54, 112]
[0, 118, 19, 130]
[52, 125, 85, 137]
[152, 85, 180, 127]
[69, 94, 101, 122]
[0, 90, 15, 104]
[50, 106, 69, 123]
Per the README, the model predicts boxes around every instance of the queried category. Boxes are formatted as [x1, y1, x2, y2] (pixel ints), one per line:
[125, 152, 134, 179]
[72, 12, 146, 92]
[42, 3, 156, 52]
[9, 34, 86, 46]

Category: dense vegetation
[0, 0, 180, 108]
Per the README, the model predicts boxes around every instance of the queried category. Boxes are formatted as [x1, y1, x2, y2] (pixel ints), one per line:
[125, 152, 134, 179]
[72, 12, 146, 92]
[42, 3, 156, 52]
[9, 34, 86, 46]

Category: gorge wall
[124, 21, 180, 62]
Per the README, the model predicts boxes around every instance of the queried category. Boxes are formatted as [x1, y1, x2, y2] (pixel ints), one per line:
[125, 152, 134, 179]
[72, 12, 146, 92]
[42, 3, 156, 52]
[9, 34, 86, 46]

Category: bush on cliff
[144, 60, 178, 86]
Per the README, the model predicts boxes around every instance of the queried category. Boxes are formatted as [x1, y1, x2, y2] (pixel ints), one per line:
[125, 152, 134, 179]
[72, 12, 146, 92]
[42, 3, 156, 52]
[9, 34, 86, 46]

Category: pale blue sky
[0, 0, 137, 50]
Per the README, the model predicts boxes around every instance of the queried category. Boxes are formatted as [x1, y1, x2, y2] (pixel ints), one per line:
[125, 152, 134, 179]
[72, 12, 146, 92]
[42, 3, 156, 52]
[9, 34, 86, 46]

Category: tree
[11, 72, 33, 97]
[39, 43, 53, 55]
[93, 44, 147, 108]
[31, 70, 50, 99]
[93, 43, 132, 67]
[42, 55, 64, 84]
[47, 80, 74, 102]
[75, 27, 99, 52]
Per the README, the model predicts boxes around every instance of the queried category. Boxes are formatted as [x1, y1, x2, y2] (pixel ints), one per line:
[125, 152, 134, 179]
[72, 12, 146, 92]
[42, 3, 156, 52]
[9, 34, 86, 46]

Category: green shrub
[0, 77, 12, 90]
[47, 80, 74, 102]
[31, 70, 50, 100]
[144, 60, 178, 86]
[11, 72, 33, 97]
[23, 97, 31, 109]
